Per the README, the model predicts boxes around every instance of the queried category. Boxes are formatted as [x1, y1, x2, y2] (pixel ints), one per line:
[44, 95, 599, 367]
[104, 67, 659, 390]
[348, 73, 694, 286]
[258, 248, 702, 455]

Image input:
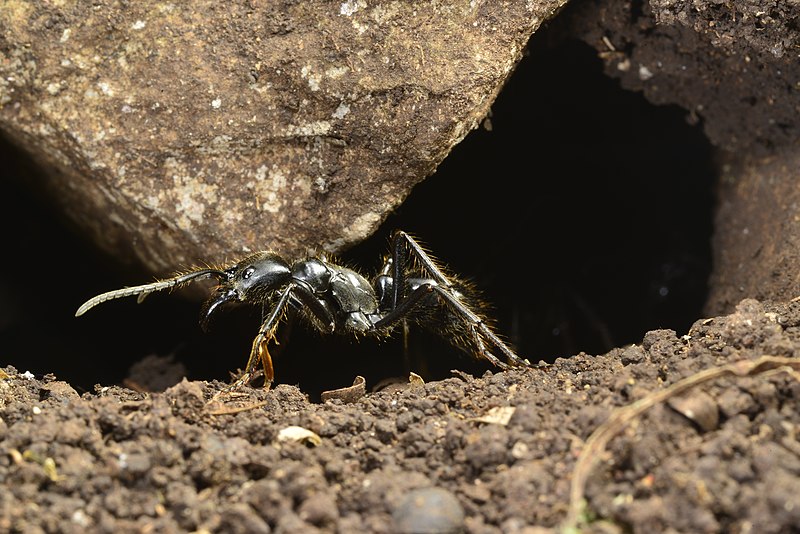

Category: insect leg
[374, 279, 527, 368]
[287, 285, 337, 333]
[234, 284, 295, 388]
[389, 231, 454, 299]
[373, 283, 437, 329]
[388, 231, 526, 366]
[430, 284, 528, 367]
[432, 284, 529, 367]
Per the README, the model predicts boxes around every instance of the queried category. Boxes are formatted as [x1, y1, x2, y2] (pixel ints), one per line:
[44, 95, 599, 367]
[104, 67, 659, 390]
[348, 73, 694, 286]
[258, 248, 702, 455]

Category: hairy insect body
[77, 230, 529, 387]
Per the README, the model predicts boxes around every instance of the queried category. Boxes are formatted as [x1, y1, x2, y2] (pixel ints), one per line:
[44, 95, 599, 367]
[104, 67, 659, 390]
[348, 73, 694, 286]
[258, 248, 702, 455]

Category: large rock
[0, 1, 564, 272]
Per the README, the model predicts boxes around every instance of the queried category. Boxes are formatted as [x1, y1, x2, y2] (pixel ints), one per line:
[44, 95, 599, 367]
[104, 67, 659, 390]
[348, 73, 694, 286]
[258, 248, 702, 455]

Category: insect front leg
[231, 285, 295, 389]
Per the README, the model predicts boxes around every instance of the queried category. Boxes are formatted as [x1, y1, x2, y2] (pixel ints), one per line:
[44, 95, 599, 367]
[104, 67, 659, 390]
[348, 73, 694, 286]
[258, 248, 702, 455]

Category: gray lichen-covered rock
[0, 1, 565, 273]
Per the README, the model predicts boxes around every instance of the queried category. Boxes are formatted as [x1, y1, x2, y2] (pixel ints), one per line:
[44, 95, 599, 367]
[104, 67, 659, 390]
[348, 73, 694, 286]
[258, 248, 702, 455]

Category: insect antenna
[75, 268, 229, 317]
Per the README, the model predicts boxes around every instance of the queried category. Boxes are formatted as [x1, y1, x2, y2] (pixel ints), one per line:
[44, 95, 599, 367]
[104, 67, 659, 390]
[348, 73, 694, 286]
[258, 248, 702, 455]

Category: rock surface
[0, 1, 564, 273]
[564, 0, 799, 155]
[707, 150, 800, 314]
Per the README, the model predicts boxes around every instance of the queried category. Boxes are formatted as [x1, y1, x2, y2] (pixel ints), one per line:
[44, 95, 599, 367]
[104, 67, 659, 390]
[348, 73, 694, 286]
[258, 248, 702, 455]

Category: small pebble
[392, 487, 465, 534]
[668, 391, 719, 432]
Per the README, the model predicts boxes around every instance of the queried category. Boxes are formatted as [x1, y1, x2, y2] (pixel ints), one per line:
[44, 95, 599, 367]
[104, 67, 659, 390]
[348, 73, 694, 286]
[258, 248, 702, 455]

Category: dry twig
[562, 355, 800, 532]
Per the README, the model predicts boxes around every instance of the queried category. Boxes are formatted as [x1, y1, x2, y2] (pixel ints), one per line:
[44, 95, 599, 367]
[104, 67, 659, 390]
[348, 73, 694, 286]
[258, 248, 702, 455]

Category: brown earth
[3, 0, 799, 532]
[3, 297, 800, 533]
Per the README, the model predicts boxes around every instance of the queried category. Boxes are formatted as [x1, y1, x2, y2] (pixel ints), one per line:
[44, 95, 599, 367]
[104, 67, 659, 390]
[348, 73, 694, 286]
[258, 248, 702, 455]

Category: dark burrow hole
[0, 33, 715, 400]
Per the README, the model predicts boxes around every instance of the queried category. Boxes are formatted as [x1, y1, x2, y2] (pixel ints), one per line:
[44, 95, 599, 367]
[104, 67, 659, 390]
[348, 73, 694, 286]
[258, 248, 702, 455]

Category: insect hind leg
[386, 231, 528, 368]
[388, 231, 453, 307]
[374, 277, 527, 368]
[428, 284, 528, 368]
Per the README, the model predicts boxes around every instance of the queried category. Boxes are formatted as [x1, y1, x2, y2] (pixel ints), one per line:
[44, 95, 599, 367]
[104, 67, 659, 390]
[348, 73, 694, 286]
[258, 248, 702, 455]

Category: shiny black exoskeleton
[76, 231, 529, 387]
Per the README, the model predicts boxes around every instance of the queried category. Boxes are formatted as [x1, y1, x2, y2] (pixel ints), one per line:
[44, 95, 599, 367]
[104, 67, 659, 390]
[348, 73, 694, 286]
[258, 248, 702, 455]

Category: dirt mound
[3, 298, 799, 532]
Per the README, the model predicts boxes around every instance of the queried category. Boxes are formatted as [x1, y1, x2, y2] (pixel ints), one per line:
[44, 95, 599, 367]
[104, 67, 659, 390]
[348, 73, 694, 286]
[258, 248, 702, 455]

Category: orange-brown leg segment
[231, 285, 294, 389]
[255, 334, 275, 386]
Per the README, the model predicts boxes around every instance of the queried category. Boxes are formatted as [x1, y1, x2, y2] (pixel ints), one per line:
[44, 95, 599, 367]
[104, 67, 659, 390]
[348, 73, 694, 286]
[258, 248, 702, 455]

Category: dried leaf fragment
[469, 406, 516, 426]
[321, 375, 367, 403]
[276, 426, 322, 447]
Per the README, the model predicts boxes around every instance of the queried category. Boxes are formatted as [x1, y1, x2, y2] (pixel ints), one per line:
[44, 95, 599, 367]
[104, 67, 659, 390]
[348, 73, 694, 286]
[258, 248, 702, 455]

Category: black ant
[76, 230, 529, 388]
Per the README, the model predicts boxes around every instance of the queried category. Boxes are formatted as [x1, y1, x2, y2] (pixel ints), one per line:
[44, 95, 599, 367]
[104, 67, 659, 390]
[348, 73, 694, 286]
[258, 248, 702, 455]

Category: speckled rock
[0, 1, 564, 274]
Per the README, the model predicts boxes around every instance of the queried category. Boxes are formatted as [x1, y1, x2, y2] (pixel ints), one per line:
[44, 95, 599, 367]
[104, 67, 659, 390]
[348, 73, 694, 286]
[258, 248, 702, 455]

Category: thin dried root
[206, 399, 270, 416]
[562, 355, 800, 532]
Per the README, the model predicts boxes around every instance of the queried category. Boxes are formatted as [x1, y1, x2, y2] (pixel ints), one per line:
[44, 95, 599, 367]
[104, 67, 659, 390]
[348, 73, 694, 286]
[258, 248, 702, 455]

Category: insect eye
[242, 267, 255, 279]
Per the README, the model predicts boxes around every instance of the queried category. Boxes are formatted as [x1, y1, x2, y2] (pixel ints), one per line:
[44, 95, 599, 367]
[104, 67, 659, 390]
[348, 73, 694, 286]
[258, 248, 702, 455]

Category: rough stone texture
[562, 0, 799, 155]
[707, 150, 800, 315]
[559, 0, 800, 313]
[4, 0, 798, 314]
[0, 1, 564, 273]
